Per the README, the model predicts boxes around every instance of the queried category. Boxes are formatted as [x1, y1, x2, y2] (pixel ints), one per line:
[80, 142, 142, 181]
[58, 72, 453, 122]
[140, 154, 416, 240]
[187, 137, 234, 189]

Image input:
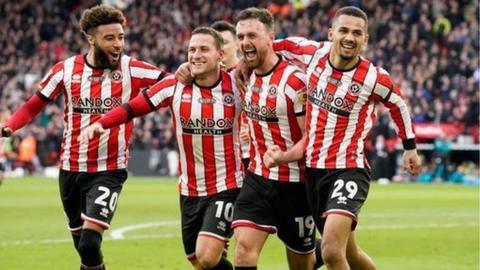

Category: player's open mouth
[191, 61, 206, 66]
[341, 42, 355, 50]
[243, 48, 257, 59]
[110, 52, 120, 61]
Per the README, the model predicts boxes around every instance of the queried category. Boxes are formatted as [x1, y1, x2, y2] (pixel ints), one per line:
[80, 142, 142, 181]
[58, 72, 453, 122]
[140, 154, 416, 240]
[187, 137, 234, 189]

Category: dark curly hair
[79, 5, 126, 35]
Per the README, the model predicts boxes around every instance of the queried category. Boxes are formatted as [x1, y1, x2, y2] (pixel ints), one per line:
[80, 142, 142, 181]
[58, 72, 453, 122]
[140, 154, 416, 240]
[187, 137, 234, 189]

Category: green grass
[0, 177, 478, 270]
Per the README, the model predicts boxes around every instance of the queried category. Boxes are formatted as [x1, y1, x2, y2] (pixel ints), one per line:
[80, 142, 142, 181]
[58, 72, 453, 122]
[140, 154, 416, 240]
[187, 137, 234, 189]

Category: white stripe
[173, 85, 189, 196]
[76, 66, 92, 171]
[40, 70, 64, 98]
[212, 87, 228, 192]
[61, 57, 76, 170]
[191, 84, 207, 196]
[316, 66, 337, 167]
[356, 103, 375, 167]
[97, 70, 111, 171]
[81, 213, 110, 228]
[277, 65, 302, 181]
[110, 220, 179, 239]
[306, 64, 332, 167]
[245, 78, 263, 177]
[232, 219, 278, 232]
[117, 56, 132, 170]
[389, 92, 415, 139]
[198, 231, 229, 242]
[130, 66, 159, 80]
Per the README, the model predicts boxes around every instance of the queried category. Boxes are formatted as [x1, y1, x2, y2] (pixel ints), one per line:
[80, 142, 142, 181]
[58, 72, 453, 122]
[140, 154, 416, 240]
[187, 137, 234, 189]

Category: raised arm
[273, 37, 321, 67]
[79, 75, 177, 142]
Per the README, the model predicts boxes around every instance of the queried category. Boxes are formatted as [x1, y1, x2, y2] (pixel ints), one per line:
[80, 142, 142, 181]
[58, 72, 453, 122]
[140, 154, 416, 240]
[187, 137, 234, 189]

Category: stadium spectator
[0, 5, 167, 270]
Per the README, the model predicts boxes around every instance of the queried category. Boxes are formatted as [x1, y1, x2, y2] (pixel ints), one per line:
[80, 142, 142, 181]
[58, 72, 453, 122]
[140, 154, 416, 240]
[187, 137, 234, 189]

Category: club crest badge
[348, 82, 362, 96]
[110, 70, 122, 83]
[268, 85, 277, 97]
[223, 93, 235, 106]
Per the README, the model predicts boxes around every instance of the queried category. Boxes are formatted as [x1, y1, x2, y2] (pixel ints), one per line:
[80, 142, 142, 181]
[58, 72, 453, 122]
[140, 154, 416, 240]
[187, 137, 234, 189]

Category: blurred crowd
[0, 0, 478, 181]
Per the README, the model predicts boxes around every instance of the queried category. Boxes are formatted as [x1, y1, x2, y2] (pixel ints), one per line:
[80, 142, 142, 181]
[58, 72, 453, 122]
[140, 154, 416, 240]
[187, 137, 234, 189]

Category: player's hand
[78, 122, 105, 143]
[234, 58, 250, 94]
[403, 149, 421, 176]
[263, 145, 285, 168]
[0, 125, 12, 137]
[175, 63, 193, 85]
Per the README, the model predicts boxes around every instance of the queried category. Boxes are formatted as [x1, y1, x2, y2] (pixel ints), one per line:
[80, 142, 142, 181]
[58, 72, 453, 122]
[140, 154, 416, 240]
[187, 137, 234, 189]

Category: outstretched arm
[78, 92, 155, 143]
[1, 93, 50, 137]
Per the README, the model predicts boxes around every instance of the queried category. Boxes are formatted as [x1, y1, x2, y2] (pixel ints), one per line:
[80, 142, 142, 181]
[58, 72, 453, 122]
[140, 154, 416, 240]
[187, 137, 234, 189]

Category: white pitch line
[110, 220, 179, 239]
[0, 221, 477, 247]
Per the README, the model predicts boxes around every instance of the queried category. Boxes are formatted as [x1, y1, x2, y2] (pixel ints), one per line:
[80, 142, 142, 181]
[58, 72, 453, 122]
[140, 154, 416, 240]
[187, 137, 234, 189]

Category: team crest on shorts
[348, 82, 362, 96]
[268, 85, 277, 96]
[223, 93, 235, 106]
[110, 70, 122, 83]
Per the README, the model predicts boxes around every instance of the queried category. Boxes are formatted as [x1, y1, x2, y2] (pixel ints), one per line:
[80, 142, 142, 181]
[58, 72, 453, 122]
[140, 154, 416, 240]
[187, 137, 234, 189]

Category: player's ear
[268, 31, 275, 42]
[363, 33, 369, 46]
[86, 34, 95, 47]
[218, 48, 225, 62]
[328, 28, 334, 41]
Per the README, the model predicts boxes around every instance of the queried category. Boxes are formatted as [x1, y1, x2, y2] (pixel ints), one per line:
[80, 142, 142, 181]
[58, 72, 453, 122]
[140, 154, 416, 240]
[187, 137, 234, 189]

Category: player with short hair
[0, 5, 167, 270]
[231, 7, 323, 270]
[264, 6, 421, 270]
[80, 26, 243, 270]
[210, 20, 251, 174]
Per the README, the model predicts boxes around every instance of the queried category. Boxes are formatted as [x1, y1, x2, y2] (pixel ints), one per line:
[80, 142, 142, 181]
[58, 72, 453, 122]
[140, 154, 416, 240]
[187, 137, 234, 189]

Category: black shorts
[241, 158, 250, 175]
[305, 168, 370, 233]
[59, 169, 128, 231]
[180, 188, 240, 259]
[0, 162, 5, 172]
[232, 172, 316, 254]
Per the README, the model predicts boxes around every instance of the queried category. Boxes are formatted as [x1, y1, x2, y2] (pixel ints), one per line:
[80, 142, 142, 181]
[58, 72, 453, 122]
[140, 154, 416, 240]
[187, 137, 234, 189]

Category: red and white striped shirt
[145, 72, 243, 197]
[244, 58, 307, 182]
[38, 54, 163, 172]
[274, 38, 416, 169]
[239, 112, 250, 159]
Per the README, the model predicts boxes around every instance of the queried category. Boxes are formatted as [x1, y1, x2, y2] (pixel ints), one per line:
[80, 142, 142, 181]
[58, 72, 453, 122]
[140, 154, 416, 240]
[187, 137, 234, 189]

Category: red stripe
[266, 62, 289, 181]
[307, 55, 330, 167]
[40, 61, 64, 90]
[325, 60, 369, 167]
[180, 86, 197, 196]
[221, 72, 237, 189]
[247, 77, 262, 174]
[201, 87, 217, 195]
[68, 56, 85, 171]
[129, 59, 158, 70]
[86, 69, 103, 171]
